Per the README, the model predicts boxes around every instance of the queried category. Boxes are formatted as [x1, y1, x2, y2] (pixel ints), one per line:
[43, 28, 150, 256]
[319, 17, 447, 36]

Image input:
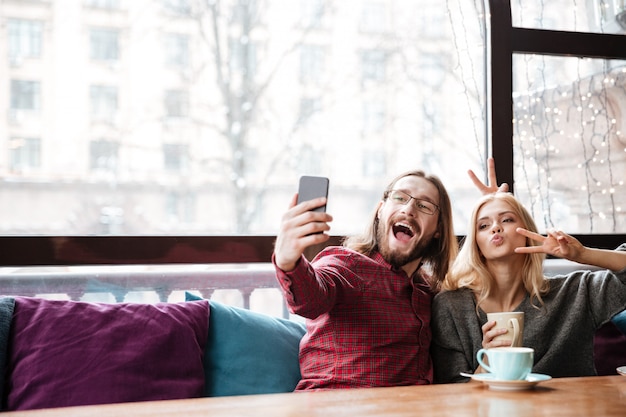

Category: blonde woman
[431, 192, 626, 383]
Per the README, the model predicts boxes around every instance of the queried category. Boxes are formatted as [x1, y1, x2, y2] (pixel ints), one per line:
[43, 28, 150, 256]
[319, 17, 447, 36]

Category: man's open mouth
[392, 222, 415, 242]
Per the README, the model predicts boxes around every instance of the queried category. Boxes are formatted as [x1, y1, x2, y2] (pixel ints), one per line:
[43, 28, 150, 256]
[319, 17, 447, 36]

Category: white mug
[487, 312, 524, 347]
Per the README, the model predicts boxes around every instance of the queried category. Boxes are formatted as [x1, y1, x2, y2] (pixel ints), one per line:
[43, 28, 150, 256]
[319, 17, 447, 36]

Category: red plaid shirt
[274, 246, 434, 390]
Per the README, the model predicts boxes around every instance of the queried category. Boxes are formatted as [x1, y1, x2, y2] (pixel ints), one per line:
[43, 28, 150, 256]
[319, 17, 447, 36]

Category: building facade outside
[0, 0, 624, 238]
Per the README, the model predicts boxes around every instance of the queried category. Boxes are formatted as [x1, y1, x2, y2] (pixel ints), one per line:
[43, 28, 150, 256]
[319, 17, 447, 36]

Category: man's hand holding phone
[274, 176, 332, 272]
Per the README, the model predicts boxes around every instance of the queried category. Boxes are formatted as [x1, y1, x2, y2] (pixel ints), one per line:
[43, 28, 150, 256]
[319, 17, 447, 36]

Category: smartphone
[297, 176, 329, 212]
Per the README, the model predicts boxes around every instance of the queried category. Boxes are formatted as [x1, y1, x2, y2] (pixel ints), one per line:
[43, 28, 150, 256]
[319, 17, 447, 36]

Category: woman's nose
[491, 223, 502, 232]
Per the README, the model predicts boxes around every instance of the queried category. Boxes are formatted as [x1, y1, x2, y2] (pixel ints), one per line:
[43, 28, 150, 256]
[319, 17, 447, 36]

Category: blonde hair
[441, 192, 549, 308]
[343, 170, 458, 291]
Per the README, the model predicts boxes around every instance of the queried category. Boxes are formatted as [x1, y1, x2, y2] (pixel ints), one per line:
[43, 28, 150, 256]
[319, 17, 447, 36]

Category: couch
[0, 294, 306, 411]
[0, 259, 624, 411]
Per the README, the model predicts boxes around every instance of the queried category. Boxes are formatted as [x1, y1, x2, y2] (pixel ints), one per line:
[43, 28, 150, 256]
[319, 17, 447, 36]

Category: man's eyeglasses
[385, 190, 440, 216]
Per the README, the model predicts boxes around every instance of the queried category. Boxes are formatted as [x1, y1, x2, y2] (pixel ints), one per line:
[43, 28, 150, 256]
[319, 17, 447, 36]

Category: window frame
[0, 0, 624, 267]
[488, 0, 626, 251]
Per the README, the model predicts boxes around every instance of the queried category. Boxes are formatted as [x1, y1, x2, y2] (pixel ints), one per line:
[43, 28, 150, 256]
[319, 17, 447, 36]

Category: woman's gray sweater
[431, 259, 626, 383]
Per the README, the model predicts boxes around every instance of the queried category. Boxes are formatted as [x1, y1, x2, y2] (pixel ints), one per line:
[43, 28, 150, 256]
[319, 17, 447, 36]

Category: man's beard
[376, 220, 433, 269]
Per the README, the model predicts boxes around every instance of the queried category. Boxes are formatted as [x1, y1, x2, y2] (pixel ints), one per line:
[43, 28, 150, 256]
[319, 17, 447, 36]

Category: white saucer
[469, 373, 552, 391]
[617, 366, 626, 376]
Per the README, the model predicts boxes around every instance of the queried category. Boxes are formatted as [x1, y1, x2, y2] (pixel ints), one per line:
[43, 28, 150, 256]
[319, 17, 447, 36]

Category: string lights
[513, 55, 625, 233]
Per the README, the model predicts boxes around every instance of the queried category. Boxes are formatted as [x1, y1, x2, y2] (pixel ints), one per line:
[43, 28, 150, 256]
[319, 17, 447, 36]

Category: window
[421, 102, 440, 145]
[0, 0, 622, 321]
[360, 49, 386, 83]
[511, 0, 625, 33]
[165, 192, 196, 223]
[164, 90, 189, 118]
[85, 0, 120, 8]
[90, 85, 118, 122]
[299, 44, 325, 83]
[163, 143, 189, 172]
[164, 33, 189, 68]
[295, 145, 322, 175]
[489, 0, 626, 241]
[8, 19, 42, 62]
[0, 0, 622, 310]
[298, 97, 322, 125]
[90, 139, 119, 172]
[231, 0, 258, 24]
[90, 27, 119, 61]
[1, 0, 491, 240]
[9, 137, 41, 172]
[597, 1, 626, 32]
[362, 150, 385, 178]
[10, 80, 41, 111]
[300, 0, 324, 29]
[417, 5, 446, 39]
[419, 54, 446, 88]
[362, 101, 385, 134]
[99, 206, 124, 234]
[360, 2, 386, 33]
[229, 38, 257, 75]
[512, 55, 626, 234]
[163, 0, 191, 16]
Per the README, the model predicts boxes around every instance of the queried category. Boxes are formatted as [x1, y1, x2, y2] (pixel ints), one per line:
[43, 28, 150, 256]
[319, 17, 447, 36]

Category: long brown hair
[343, 170, 458, 291]
[441, 192, 549, 308]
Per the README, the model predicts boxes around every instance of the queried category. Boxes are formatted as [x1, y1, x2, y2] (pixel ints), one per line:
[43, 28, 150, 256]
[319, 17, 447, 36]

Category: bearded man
[273, 163, 504, 389]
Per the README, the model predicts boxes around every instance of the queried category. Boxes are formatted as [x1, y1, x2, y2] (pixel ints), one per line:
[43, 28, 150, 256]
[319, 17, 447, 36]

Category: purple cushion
[6, 297, 209, 411]
[594, 321, 626, 376]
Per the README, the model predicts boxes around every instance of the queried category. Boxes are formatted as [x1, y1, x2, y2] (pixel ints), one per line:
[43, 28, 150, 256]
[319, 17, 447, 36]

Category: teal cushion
[185, 292, 305, 396]
[0, 297, 15, 410]
[612, 310, 626, 334]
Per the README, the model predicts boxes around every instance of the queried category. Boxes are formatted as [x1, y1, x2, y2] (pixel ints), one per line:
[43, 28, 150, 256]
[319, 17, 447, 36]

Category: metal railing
[0, 258, 600, 321]
[0, 263, 292, 318]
